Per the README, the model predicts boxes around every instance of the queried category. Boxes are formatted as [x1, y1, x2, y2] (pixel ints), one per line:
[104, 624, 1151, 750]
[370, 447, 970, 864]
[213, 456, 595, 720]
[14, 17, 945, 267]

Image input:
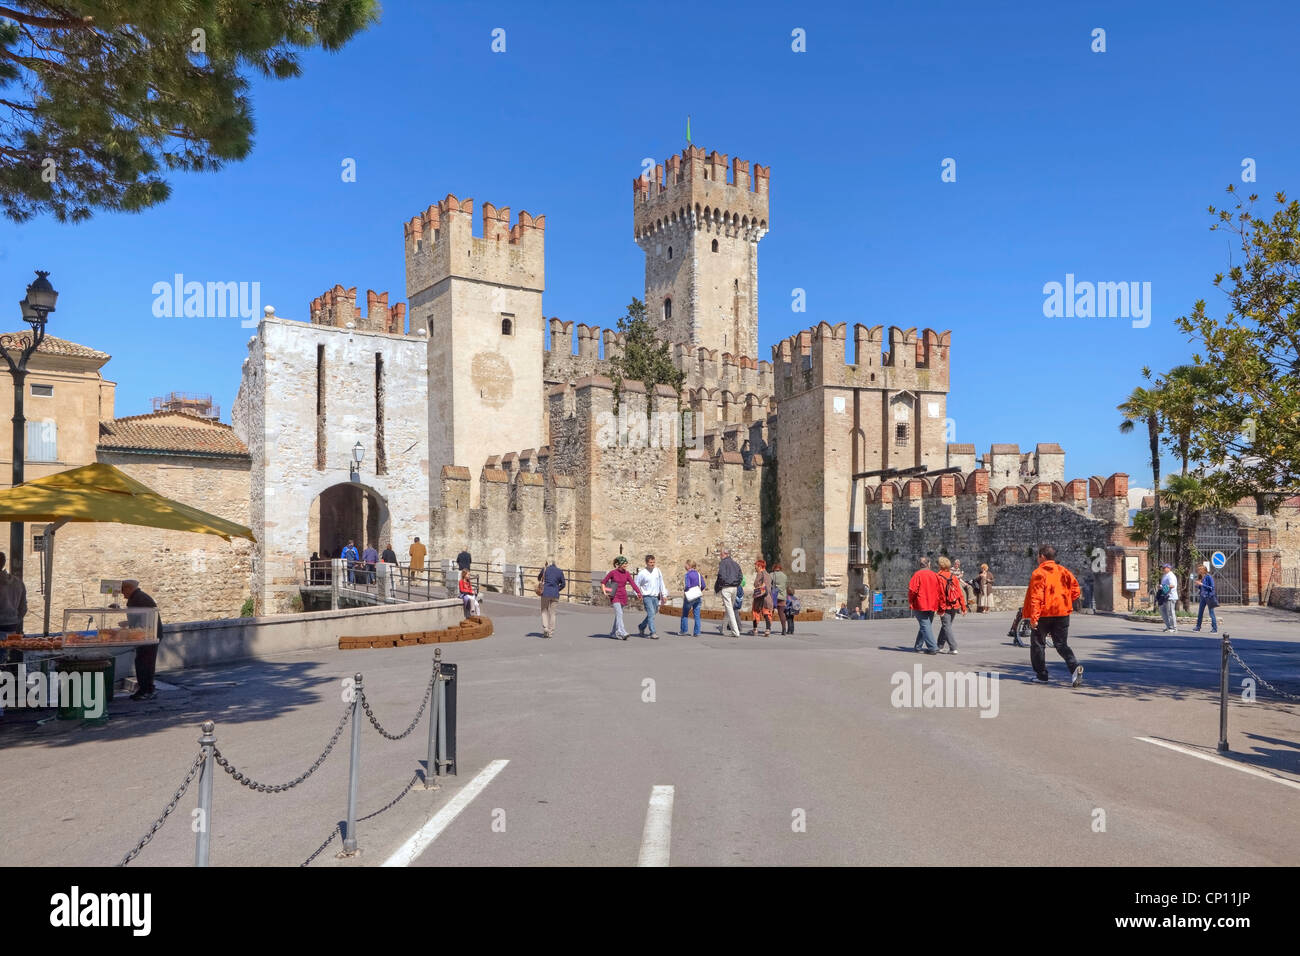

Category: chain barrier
[213, 701, 353, 793]
[360, 661, 437, 740]
[117, 652, 453, 865]
[1227, 637, 1300, 702]
[300, 771, 423, 867]
[117, 752, 205, 867]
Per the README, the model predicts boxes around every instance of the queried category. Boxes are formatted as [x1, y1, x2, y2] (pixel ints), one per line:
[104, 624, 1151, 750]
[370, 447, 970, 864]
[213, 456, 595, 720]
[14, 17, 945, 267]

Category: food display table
[1, 607, 159, 719]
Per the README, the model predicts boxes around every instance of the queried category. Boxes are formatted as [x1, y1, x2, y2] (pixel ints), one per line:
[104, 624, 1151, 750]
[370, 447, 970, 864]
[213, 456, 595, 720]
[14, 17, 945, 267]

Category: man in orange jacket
[1022, 544, 1084, 687]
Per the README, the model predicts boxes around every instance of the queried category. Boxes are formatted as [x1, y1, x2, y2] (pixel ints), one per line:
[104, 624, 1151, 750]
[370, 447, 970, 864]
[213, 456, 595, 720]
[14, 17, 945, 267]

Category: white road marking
[381, 759, 510, 867]
[1135, 737, 1300, 793]
[637, 784, 675, 866]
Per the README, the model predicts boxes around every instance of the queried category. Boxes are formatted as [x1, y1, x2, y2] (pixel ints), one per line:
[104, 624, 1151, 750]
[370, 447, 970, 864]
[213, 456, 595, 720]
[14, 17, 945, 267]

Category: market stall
[0, 463, 254, 719]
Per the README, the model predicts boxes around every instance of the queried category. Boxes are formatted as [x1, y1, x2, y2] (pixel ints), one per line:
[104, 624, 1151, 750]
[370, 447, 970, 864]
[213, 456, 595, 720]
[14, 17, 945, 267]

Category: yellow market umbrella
[0, 463, 255, 634]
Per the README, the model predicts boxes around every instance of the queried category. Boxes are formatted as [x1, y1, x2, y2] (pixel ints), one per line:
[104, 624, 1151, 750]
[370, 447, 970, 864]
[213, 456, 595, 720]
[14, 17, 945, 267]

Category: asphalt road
[2, 596, 1297, 866]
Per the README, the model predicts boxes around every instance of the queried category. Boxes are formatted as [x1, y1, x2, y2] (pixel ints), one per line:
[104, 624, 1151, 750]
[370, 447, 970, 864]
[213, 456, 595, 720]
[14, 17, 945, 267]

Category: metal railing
[119, 648, 458, 867]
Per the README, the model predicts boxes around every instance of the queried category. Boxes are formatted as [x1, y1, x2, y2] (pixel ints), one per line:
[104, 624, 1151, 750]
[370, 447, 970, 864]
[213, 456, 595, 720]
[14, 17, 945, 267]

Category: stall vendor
[0, 551, 27, 637]
[120, 580, 163, 701]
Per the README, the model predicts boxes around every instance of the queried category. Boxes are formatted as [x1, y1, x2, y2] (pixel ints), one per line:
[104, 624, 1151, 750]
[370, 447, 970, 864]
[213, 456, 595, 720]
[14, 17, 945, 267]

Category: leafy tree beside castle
[608, 297, 688, 463]
[0, 0, 379, 222]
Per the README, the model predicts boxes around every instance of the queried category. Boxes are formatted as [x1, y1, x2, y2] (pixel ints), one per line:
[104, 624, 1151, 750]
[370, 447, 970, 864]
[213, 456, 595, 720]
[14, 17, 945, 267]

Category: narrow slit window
[375, 352, 387, 475]
[663, 298, 672, 321]
[316, 344, 326, 470]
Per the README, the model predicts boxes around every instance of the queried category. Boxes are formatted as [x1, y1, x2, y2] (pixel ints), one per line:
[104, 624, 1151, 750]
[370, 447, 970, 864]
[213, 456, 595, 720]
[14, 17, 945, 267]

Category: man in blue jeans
[635, 554, 667, 639]
[908, 557, 940, 654]
[1194, 563, 1219, 633]
[680, 560, 704, 636]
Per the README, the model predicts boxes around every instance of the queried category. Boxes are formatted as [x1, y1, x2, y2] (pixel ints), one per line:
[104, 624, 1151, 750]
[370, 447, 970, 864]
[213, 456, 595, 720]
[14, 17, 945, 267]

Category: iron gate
[1161, 532, 1244, 605]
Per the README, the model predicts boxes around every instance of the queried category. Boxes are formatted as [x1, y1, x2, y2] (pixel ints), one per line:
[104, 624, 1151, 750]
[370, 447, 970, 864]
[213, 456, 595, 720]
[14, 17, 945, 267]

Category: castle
[230, 145, 1245, 614]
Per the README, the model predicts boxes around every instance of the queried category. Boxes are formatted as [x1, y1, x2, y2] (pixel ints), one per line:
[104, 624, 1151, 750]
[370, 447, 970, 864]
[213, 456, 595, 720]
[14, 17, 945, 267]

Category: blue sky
[3, 0, 1297, 487]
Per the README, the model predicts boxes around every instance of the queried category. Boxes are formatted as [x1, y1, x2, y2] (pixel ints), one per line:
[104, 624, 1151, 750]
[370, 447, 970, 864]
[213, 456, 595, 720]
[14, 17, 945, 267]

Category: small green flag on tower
[686, 115, 691, 144]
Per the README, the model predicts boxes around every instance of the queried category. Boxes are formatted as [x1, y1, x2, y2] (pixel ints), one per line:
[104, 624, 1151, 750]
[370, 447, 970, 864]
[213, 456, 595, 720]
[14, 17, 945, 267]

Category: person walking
[341, 540, 360, 584]
[408, 536, 427, 583]
[1193, 563, 1219, 633]
[121, 579, 164, 701]
[601, 556, 642, 640]
[769, 562, 789, 633]
[536, 557, 566, 639]
[1023, 544, 1084, 686]
[634, 554, 667, 638]
[457, 548, 473, 573]
[935, 556, 968, 654]
[784, 588, 801, 633]
[1156, 563, 1180, 632]
[679, 559, 705, 636]
[381, 543, 398, 582]
[750, 559, 774, 636]
[361, 543, 379, 585]
[908, 557, 940, 654]
[976, 563, 993, 613]
[714, 548, 743, 638]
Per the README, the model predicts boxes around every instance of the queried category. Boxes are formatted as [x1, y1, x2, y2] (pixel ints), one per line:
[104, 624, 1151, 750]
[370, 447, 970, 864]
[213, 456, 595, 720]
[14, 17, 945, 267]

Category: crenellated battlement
[404, 193, 545, 302]
[309, 284, 407, 335]
[772, 322, 951, 396]
[632, 146, 769, 243]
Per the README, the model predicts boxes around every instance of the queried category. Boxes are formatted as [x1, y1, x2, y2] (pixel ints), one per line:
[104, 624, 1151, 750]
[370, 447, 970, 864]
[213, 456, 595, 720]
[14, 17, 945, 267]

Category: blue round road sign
[1211, 551, 1227, 569]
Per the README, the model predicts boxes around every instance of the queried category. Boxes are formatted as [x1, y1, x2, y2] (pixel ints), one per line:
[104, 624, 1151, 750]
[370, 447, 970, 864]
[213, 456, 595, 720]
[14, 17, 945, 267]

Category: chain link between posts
[212, 701, 354, 792]
[1227, 637, 1300, 702]
[116, 658, 445, 864]
[360, 660, 438, 740]
[117, 752, 205, 867]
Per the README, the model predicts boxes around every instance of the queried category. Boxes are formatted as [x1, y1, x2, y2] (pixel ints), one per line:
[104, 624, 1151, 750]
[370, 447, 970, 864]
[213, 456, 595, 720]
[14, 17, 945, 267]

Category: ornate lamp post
[350, 441, 364, 482]
[0, 271, 58, 581]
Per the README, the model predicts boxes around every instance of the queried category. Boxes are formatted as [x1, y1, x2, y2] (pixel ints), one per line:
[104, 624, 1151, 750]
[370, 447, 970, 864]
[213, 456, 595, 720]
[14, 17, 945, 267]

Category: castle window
[667, 246, 673, 260]
[663, 298, 672, 321]
[315, 343, 326, 470]
[712, 239, 719, 252]
[374, 353, 388, 476]
[895, 423, 909, 447]
[501, 313, 514, 336]
[31, 383, 53, 397]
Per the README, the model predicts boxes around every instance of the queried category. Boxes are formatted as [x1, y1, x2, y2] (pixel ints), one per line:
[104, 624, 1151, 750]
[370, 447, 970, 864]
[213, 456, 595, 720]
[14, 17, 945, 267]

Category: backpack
[940, 572, 962, 610]
[786, 595, 801, 616]
[1156, 583, 1170, 606]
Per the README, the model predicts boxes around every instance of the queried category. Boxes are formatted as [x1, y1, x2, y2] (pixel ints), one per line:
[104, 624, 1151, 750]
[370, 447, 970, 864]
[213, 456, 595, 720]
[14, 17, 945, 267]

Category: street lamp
[1, 270, 58, 581]
[350, 441, 364, 482]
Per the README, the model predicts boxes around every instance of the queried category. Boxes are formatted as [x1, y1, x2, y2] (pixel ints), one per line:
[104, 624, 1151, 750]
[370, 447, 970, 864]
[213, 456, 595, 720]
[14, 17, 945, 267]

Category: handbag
[684, 585, 703, 602]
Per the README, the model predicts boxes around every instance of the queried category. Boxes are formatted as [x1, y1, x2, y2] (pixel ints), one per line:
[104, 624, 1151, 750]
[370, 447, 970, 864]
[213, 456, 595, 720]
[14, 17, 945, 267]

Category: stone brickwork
[36, 453, 253, 630]
[633, 145, 769, 356]
[233, 314, 429, 614]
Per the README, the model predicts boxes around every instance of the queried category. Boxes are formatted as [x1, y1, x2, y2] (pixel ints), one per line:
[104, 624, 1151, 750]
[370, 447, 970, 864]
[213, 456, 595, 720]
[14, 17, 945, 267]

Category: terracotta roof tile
[0, 332, 109, 361]
[98, 414, 248, 458]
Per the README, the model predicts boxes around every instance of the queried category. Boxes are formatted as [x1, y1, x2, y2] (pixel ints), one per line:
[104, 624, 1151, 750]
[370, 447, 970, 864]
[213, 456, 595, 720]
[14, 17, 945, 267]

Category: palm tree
[1119, 383, 1165, 586]
[1158, 364, 1217, 603]
[1162, 472, 1234, 610]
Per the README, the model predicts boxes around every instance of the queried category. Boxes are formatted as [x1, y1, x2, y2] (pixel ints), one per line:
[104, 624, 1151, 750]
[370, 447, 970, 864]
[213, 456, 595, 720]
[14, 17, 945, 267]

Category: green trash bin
[58, 658, 114, 721]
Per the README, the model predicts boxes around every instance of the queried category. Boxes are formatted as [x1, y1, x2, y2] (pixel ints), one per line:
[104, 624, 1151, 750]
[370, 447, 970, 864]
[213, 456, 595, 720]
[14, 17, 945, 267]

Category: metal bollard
[423, 650, 442, 789]
[436, 656, 447, 775]
[342, 673, 363, 854]
[1217, 633, 1230, 752]
[196, 720, 216, 867]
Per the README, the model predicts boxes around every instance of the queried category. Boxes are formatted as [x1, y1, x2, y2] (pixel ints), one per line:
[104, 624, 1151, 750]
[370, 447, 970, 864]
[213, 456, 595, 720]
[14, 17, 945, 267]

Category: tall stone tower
[405, 196, 546, 506]
[633, 146, 769, 357]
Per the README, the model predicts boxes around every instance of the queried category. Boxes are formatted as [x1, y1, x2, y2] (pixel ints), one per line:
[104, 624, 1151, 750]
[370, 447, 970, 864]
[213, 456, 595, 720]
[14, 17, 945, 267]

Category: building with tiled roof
[0, 331, 110, 363]
[98, 410, 249, 459]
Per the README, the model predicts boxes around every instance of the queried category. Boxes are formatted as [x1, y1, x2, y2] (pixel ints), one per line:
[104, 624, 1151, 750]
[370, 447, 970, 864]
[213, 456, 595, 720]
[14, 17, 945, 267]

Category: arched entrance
[308, 483, 391, 558]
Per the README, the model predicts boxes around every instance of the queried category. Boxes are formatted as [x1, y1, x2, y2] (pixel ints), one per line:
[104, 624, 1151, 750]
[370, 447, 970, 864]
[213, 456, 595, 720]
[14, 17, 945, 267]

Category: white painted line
[1135, 737, 1300, 793]
[637, 784, 675, 867]
[381, 759, 510, 867]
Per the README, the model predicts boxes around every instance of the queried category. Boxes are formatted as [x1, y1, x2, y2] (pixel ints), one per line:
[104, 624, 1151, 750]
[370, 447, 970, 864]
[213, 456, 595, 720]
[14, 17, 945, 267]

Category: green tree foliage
[0, 0, 379, 222]
[608, 297, 687, 463]
[1176, 188, 1300, 504]
[1118, 379, 1165, 582]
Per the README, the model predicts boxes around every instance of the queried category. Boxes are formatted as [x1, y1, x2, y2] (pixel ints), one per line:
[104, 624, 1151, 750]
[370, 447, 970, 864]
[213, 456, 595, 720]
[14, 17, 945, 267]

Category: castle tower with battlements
[405, 195, 547, 506]
[633, 146, 769, 357]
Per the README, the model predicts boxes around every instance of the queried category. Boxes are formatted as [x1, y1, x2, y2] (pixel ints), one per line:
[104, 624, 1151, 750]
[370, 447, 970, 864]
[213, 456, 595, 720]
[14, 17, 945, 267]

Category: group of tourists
[1155, 561, 1220, 633]
[530, 550, 803, 641]
[908, 544, 1085, 686]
